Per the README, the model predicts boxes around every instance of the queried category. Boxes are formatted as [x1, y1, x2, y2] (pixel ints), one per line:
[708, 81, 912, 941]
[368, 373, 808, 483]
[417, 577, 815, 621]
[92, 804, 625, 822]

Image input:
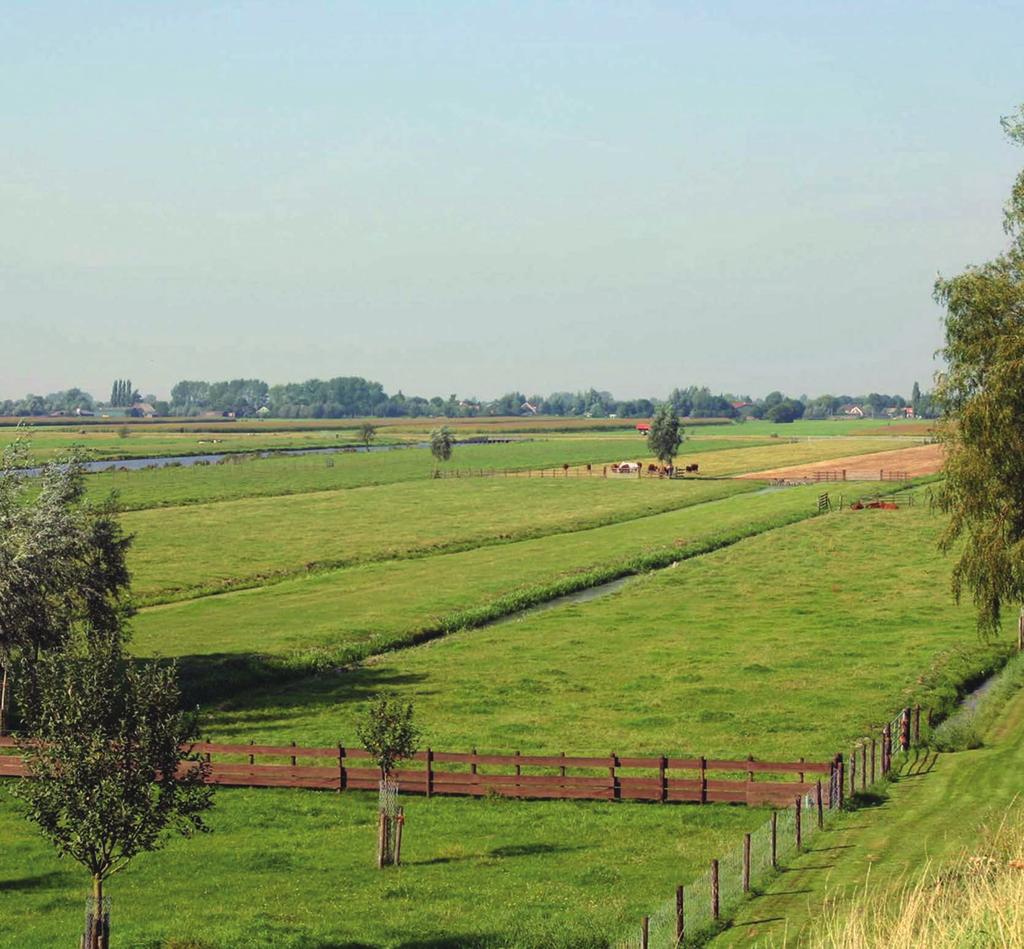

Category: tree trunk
[0, 662, 8, 736]
[87, 875, 107, 949]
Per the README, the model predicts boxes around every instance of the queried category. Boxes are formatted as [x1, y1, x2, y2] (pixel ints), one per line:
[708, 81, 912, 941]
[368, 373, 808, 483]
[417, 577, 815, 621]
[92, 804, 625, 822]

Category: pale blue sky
[2, 2, 1021, 401]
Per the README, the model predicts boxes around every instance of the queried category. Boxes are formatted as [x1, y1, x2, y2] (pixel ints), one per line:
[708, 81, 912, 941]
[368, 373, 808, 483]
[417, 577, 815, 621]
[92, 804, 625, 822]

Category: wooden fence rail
[0, 737, 832, 807]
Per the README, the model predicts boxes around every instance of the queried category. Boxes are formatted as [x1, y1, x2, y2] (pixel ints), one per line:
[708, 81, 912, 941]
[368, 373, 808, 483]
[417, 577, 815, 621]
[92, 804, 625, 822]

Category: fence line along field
[736, 441, 945, 482]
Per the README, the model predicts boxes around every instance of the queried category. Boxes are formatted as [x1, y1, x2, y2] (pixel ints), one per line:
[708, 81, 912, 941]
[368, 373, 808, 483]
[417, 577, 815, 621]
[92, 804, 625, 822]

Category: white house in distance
[839, 404, 865, 418]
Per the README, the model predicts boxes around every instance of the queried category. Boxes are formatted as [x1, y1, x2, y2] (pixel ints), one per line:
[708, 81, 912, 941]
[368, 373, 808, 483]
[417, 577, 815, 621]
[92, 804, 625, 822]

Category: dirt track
[737, 442, 944, 481]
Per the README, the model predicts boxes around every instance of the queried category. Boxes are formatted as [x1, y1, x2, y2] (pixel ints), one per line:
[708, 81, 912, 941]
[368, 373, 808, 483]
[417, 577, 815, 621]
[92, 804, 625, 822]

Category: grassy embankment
[712, 680, 1024, 947]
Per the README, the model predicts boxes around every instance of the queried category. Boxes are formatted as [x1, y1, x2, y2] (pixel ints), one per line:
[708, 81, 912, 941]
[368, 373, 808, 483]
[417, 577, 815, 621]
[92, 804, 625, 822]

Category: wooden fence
[808, 469, 910, 483]
[0, 737, 832, 808]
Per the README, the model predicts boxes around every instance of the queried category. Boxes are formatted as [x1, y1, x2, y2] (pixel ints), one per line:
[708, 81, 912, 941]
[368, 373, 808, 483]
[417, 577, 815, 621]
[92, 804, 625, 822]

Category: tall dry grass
[808, 805, 1024, 948]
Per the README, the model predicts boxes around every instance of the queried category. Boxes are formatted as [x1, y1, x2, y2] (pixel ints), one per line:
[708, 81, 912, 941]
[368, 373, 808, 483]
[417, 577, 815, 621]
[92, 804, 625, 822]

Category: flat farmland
[195, 501, 1010, 761]
[132, 483, 835, 663]
[736, 441, 945, 481]
[125, 478, 753, 603]
[0, 787, 765, 948]
[672, 436, 923, 477]
[88, 435, 764, 510]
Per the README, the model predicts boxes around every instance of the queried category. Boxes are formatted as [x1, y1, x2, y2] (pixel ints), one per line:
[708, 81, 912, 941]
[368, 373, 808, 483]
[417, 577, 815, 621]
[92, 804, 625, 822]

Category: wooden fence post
[675, 885, 684, 945]
[849, 745, 857, 796]
[659, 755, 668, 803]
[913, 705, 921, 745]
[770, 811, 778, 869]
[700, 756, 708, 804]
[711, 859, 720, 920]
[290, 740, 297, 768]
[837, 754, 845, 807]
[609, 753, 619, 801]
[870, 738, 876, 784]
[248, 739, 255, 766]
[900, 708, 911, 752]
[795, 795, 802, 851]
[882, 725, 891, 774]
[338, 744, 346, 792]
[815, 780, 824, 829]
[425, 747, 433, 798]
[640, 915, 649, 949]
[743, 833, 751, 892]
[860, 742, 867, 791]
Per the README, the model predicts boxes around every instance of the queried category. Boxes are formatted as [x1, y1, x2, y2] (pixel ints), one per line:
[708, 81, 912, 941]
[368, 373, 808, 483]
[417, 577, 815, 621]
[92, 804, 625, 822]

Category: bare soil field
[736, 442, 944, 481]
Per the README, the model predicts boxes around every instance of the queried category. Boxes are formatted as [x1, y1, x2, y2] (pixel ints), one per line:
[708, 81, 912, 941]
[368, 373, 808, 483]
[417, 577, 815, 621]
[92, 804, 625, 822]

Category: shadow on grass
[158, 653, 428, 718]
[0, 871, 71, 893]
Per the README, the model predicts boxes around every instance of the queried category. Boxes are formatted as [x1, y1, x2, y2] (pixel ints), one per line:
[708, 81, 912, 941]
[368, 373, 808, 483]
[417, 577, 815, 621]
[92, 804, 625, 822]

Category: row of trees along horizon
[0, 379, 940, 421]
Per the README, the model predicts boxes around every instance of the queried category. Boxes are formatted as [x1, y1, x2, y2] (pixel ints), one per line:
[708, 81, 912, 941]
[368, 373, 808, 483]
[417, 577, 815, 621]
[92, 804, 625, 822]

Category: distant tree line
[0, 376, 941, 421]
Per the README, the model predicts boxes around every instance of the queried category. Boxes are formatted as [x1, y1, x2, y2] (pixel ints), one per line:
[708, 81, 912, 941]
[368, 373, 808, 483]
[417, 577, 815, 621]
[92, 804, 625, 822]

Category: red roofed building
[636, 422, 651, 434]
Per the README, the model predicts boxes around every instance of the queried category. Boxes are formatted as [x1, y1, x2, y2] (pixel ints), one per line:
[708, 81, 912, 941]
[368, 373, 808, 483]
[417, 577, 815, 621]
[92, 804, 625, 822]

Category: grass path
[711, 688, 1024, 946]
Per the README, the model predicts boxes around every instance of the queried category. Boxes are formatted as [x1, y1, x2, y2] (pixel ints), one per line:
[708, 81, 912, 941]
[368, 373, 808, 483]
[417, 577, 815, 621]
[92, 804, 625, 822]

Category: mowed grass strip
[198, 502, 1010, 760]
[125, 478, 754, 603]
[91, 435, 764, 510]
[0, 786, 765, 948]
[676, 436, 924, 477]
[133, 484, 833, 661]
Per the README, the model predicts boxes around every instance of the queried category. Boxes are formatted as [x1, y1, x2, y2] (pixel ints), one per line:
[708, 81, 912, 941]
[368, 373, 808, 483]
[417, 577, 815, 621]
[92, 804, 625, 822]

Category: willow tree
[0, 441, 132, 733]
[936, 106, 1024, 633]
[429, 426, 455, 475]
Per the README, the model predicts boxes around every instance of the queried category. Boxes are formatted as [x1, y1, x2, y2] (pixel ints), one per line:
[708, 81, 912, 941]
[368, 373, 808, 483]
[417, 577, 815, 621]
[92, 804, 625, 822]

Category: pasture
[193, 500, 1009, 762]
[4, 432, 990, 949]
[125, 478, 753, 603]
[0, 787, 765, 948]
[89, 435, 761, 510]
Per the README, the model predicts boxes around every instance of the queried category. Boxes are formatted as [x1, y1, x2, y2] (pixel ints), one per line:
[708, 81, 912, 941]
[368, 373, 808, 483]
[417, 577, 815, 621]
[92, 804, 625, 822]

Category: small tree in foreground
[355, 693, 419, 867]
[429, 426, 455, 475]
[647, 404, 683, 467]
[358, 422, 377, 448]
[12, 638, 213, 947]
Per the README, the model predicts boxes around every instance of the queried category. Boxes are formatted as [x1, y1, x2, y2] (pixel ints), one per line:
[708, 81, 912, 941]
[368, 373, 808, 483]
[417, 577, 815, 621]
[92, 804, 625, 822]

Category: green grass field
[132, 484, 835, 671]
[89, 435, 762, 510]
[0, 784, 766, 948]
[1, 435, 981, 949]
[125, 478, 753, 603]
[189, 500, 1008, 762]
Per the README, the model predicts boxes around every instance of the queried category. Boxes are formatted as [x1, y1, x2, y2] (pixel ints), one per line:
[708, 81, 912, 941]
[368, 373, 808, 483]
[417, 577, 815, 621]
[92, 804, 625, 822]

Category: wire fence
[617, 706, 922, 947]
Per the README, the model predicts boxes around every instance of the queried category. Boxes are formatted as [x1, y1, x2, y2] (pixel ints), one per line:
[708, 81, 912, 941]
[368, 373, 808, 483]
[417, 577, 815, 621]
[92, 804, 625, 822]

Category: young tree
[647, 404, 683, 466]
[358, 422, 378, 448]
[12, 636, 213, 948]
[429, 426, 455, 472]
[355, 693, 419, 868]
[0, 442, 132, 733]
[935, 106, 1024, 633]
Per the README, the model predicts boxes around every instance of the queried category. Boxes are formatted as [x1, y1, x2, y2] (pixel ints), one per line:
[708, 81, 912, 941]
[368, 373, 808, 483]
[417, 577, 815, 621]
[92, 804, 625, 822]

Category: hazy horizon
[3, 2, 1021, 402]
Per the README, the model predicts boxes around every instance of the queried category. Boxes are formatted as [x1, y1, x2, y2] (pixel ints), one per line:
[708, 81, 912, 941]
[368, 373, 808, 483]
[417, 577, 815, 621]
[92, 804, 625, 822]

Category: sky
[2, 1, 1022, 402]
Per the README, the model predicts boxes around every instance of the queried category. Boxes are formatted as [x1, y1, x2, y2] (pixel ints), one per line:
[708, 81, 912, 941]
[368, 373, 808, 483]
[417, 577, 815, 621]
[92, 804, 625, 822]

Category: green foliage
[931, 651, 1024, 751]
[646, 403, 683, 464]
[765, 398, 805, 423]
[11, 635, 213, 888]
[936, 105, 1024, 633]
[429, 426, 455, 465]
[0, 441, 132, 666]
[355, 692, 420, 777]
[357, 422, 377, 447]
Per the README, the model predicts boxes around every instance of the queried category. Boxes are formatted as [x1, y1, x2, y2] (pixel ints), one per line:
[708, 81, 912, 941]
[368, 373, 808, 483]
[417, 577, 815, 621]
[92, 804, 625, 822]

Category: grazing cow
[684, 463, 699, 474]
[647, 463, 659, 474]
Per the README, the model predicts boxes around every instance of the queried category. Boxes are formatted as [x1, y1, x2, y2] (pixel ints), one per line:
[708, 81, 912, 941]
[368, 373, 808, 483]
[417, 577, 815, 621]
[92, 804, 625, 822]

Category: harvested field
[737, 442, 944, 481]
